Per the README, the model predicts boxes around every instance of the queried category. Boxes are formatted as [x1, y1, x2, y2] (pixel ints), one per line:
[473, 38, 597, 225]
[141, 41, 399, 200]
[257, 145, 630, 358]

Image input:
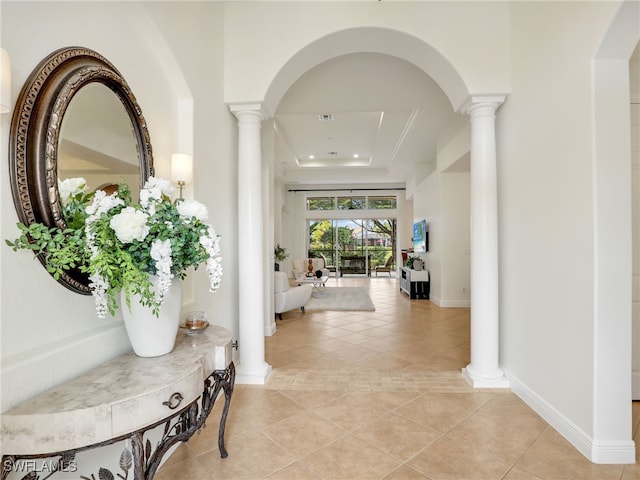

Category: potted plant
[404, 255, 420, 269]
[274, 243, 289, 271]
[6, 177, 223, 356]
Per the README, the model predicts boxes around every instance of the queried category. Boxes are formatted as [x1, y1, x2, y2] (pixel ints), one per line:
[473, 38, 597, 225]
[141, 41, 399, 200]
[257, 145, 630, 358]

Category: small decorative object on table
[180, 311, 210, 335]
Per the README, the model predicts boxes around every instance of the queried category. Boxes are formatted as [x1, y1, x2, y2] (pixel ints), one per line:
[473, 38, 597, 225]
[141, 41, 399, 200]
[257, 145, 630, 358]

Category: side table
[1, 326, 235, 480]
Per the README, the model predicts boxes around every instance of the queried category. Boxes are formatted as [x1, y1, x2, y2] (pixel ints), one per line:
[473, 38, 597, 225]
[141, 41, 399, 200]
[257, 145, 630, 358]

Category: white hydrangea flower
[58, 177, 87, 205]
[88, 273, 109, 318]
[150, 239, 173, 303]
[150, 238, 172, 260]
[177, 199, 209, 221]
[141, 177, 175, 206]
[109, 207, 149, 243]
[85, 190, 124, 224]
[199, 230, 223, 293]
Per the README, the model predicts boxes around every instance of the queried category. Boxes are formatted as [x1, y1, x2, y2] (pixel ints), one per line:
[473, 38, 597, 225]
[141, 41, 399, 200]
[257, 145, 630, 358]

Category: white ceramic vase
[121, 277, 183, 357]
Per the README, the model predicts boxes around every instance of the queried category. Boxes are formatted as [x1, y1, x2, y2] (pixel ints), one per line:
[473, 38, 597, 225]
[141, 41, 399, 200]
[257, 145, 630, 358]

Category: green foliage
[6, 178, 222, 319]
[307, 197, 335, 210]
[368, 196, 397, 209]
[274, 243, 289, 262]
[404, 255, 421, 268]
[336, 196, 365, 210]
[6, 222, 89, 280]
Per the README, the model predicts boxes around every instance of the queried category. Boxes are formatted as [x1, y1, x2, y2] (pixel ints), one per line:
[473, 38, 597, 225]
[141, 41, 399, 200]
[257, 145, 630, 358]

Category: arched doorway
[227, 26, 510, 388]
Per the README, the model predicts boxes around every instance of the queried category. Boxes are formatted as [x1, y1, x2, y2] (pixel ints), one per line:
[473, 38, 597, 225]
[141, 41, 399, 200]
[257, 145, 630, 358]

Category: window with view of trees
[337, 196, 366, 210]
[368, 196, 396, 209]
[305, 193, 398, 275]
[306, 197, 335, 210]
[306, 195, 397, 211]
[308, 218, 396, 275]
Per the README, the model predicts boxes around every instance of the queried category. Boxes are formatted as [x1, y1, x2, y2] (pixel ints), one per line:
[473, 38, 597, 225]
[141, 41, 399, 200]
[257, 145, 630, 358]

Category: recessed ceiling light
[309, 155, 315, 159]
[353, 154, 359, 158]
[318, 114, 334, 121]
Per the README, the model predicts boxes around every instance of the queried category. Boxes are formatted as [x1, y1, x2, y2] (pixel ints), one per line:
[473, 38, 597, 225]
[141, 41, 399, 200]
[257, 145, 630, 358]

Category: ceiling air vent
[318, 114, 334, 121]
[328, 151, 338, 157]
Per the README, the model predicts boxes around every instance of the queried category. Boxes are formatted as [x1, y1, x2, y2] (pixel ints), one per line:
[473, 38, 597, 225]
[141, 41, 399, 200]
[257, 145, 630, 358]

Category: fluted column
[461, 96, 509, 388]
[229, 103, 272, 384]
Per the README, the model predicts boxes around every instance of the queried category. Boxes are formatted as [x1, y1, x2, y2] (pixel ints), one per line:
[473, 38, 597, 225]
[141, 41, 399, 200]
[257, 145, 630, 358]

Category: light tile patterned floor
[157, 276, 640, 479]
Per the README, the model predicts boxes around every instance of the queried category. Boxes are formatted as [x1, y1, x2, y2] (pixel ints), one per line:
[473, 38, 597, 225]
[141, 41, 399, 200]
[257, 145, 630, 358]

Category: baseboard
[265, 320, 277, 336]
[235, 362, 272, 385]
[439, 299, 471, 307]
[506, 370, 636, 464]
[429, 295, 470, 308]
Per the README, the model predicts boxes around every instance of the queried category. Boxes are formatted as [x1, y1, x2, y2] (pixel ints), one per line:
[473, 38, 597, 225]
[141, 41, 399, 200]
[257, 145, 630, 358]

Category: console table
[400, 267, 430, 299]
[1, 325, 235, 480]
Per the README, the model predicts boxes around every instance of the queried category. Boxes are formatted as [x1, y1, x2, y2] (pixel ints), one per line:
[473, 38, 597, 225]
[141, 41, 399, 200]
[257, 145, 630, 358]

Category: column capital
[228, 103, 270, 121]
[459, 95, 507, 115]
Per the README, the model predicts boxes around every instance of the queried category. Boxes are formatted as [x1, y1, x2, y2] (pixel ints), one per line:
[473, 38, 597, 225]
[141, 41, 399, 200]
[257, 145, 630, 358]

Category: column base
[235, 361, 272, 385]
[462, 365, 510, 388]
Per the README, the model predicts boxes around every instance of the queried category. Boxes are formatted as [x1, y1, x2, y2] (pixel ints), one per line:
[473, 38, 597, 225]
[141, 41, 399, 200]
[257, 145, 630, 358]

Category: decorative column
[461, 96, 509, 388]
[229, 103, 272, 384]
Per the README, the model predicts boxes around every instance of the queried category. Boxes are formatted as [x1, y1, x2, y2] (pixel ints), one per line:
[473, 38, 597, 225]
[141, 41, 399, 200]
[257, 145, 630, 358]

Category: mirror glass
[59, 84, 140, 203]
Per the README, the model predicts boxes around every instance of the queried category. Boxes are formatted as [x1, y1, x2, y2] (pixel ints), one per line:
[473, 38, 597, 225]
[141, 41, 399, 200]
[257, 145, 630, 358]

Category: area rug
[305, 287, 375, 312]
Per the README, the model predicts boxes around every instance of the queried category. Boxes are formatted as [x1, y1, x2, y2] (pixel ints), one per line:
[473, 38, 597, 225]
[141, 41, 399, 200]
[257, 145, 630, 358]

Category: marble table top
[1, 325, 233, 455]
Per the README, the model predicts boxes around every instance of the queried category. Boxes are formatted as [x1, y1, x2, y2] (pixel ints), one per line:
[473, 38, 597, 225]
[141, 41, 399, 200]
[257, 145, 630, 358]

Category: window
[307, 194, 398, 210]
[337, 196, 366, 210]
[368, 196, 396, 209]
[308, 218, 396, 275]
[307, 197, 335, 210]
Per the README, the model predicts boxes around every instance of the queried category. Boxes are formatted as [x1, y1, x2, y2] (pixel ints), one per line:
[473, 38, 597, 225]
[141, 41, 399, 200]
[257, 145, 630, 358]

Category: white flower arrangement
[7, 177, 223, 318]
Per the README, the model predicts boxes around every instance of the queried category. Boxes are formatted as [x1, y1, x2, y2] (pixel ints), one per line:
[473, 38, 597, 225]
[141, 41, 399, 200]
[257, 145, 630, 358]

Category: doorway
[307, 218, 396, 276]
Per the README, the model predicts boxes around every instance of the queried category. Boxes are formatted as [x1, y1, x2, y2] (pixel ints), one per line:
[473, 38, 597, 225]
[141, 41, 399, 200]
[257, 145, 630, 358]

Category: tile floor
[157, 276, 640, 479]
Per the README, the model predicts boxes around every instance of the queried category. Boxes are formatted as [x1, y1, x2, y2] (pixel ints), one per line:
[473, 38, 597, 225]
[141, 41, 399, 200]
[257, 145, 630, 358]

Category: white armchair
[274, 271, 312, 320]
[291, 258, 330, 279]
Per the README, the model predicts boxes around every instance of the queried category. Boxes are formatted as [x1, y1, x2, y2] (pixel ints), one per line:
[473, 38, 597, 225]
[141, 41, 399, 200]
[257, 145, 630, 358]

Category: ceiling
[273, 53, 462, 187]
[274, 43, 640, 188]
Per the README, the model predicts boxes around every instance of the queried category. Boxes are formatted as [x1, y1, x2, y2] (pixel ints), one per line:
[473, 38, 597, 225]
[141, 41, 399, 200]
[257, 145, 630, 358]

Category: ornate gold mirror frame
[8, 47, 154, 294]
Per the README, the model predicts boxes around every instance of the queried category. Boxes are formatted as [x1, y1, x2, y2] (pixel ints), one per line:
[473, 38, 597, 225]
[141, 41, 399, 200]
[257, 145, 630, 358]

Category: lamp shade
[0, 48, 11, 114]
[171, 154, 193, 183]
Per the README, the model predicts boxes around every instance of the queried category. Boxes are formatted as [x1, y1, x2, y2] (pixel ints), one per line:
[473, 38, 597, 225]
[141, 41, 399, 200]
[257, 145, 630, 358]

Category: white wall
[413, 173, 441, 302]
[224, 1, 510, 112]
[499, 0, 634, 460]
[1, 1, 238, 411]
[411, 162, 471, 308]
[440, 172, 471, 307]
[411, 111, 471, 309]
[632, 43, 640, 397]
[141, 4, 238, 345]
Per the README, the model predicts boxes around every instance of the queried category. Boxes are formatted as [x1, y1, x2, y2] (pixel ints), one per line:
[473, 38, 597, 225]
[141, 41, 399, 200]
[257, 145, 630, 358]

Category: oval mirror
[8, 47, 154, 294]
[59, 83, 142, 202]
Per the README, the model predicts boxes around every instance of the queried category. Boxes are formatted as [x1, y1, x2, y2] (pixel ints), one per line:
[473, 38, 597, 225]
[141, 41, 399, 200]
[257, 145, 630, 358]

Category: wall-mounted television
[412, 219, 429, 253]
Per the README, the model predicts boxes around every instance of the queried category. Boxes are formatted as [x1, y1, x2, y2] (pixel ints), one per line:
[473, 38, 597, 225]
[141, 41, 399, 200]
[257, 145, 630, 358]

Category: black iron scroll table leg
[216, 362, 235, 458]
